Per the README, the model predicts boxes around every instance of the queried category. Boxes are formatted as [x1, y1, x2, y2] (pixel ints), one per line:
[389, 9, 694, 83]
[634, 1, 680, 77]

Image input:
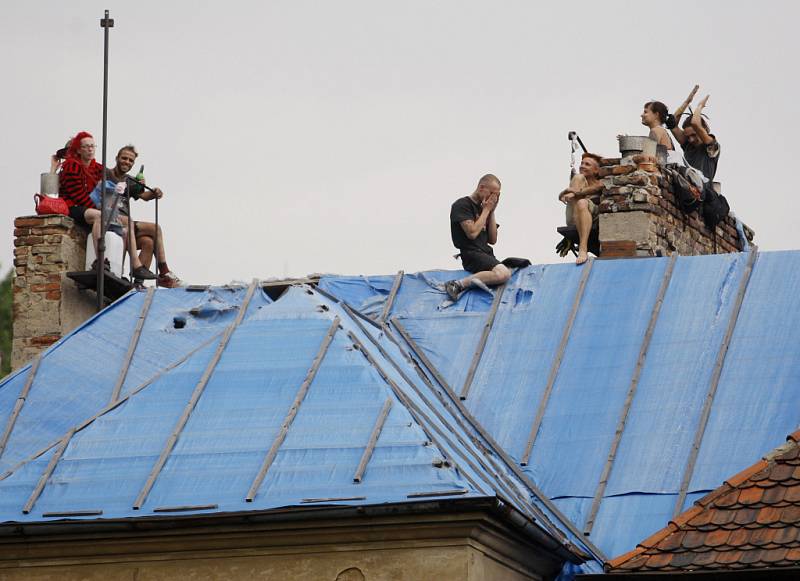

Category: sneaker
[157, 271, 183, 288]
[132, 266, 157, 280]
[444, 280, 462, 302]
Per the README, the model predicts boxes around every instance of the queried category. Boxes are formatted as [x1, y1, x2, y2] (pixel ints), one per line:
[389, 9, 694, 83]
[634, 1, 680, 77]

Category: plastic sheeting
[0, 286, 271, 474]
[322, 252, 800, 557]
[0, 286, 600, 570]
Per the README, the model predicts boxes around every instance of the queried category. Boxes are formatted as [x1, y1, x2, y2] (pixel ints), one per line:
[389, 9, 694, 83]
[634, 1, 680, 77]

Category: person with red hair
[58, 132, 104, 264]
[58, 131, 156, 280]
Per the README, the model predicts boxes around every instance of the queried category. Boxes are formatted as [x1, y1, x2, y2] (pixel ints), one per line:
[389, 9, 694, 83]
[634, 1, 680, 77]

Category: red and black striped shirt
[58, 158, 102, 209]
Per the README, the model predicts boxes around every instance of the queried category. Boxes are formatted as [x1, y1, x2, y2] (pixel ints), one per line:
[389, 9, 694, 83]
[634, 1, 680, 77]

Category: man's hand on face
[483, 193, 499, 212]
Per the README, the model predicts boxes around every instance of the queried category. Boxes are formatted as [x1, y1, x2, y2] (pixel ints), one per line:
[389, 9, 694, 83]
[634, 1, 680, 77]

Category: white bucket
[85, 232, 126, 277]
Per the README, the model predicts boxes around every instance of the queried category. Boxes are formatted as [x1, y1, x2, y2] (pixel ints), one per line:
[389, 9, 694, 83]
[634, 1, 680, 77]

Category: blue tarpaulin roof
[3, 250, 797, 569]
[0, 283, 598, 571]
[318, 250, 800, 558]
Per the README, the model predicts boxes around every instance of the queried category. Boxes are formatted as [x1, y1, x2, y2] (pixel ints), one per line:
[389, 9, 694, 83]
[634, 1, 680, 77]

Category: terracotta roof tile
[726, 460, 769, 488]
[738, 486, 764, 506]
[695, 484, 733, 507]
[782, 446, 800, 462]
[748, 527, 778, 547]
[710, 508, 737, 526]
[715, 550, 744, 565]
[681, 530, 707, 550]
[691, 550, 718, 567]
[733, 507, 760, 526]
[726, 528, 753, 548]
[756, 506, 783, 525]
[773, 526, 799, 545]
[715, 489, 741, 508]
[608, 432, 800, 573]
[637, 522, 677, 549]
[705, 529, 732, 548]
[760, 547, 789, 563]
[771, 464, 796, 482]
[786, 486, 800, 503]
[658, 530, 686, 552]
[644, 552, 674, 569]
[780, 505, 800, 524]
[761, 484, 787, 504]
[785, 547, 800, 560]
[671, 504, 703, 528]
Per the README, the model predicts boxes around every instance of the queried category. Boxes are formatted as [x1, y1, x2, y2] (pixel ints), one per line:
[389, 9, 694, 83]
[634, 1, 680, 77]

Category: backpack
[665, 165, 704, 214]
[702, 183, 730, 229]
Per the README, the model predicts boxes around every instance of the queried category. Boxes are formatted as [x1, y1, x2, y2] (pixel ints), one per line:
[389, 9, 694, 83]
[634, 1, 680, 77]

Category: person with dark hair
[669, 86, 720, 180]
[559, 153, 605, 265]
[641, 101, 674, 150]
[58, 131, 105, 268]
[444, 174, 511, 301]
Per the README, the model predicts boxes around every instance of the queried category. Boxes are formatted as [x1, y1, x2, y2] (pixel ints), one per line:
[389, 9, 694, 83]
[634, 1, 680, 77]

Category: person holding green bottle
[105, 145, 183, 288]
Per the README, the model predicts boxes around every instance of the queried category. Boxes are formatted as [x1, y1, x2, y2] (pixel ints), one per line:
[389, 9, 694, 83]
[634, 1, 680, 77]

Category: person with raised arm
[669, 86, 721, 180]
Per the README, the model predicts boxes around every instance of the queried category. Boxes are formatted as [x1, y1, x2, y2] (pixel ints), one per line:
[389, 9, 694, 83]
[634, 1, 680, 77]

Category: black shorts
[460, 250, 500, 274]
[68, 205, 90, 226]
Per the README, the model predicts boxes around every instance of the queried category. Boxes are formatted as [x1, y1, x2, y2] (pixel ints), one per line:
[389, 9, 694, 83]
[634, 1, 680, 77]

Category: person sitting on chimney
[444, 174, 511, 301]
[669, 86, 720, 180]
[101, 145, 182, 288]
[641, 101, 675, 151]
[90, 146, 183, 287]
[58, 131, 105, 268]
[559, 153, 605, 265]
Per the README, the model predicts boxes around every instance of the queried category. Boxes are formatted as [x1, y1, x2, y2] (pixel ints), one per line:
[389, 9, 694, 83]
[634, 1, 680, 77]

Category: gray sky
[2, 1, 798, 284]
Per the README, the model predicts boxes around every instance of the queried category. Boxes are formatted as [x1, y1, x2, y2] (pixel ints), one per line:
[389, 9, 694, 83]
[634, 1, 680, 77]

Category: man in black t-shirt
[444, 174, 511, 301]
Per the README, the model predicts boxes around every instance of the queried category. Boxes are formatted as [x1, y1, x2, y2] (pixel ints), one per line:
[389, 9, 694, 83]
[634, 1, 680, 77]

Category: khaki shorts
[565, 198, 599, 226]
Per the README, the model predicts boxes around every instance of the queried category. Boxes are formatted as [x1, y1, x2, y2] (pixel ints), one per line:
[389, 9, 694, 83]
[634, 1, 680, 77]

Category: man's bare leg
[460, 264, 511, 288]
[135, 222, 172, 276]
[445, 264, 510, 302]
[137, 235, 154, 269]
[119, 216, 156, 279]
[573, 198, 592, 265]
[83, 209, 102, 258]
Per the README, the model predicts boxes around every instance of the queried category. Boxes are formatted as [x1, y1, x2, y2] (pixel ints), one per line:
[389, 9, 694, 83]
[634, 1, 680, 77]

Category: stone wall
[12, 215, 94, 369]
[595, 156, 754, 258]
[0, 508, 563, 581]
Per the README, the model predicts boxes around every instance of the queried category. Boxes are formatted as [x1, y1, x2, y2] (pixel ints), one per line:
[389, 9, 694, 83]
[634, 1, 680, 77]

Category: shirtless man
[559, 153, 604, 265]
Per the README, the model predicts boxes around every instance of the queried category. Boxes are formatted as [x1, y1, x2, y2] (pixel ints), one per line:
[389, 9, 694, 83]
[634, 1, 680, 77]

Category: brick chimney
[12, 215, 94, 369]
[595, 155, 754, 258]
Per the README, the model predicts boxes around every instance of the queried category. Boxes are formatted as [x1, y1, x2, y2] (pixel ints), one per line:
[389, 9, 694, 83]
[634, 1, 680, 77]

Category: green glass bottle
[136, 165, 145, 182]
